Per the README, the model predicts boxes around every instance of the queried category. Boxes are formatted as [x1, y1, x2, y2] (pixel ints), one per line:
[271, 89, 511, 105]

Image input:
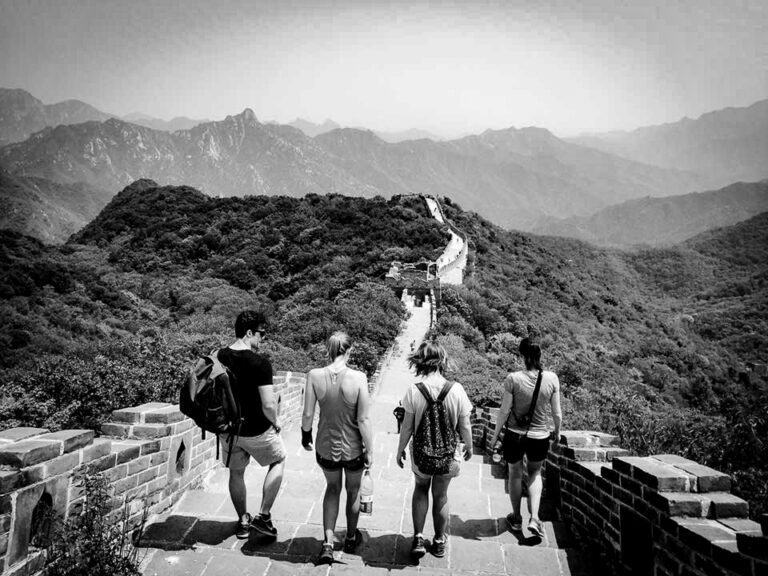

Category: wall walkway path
[138, 301, 593, 576]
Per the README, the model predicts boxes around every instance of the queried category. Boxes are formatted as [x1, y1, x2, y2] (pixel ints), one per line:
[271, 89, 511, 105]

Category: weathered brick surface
[80, 438, 111, 464]
[706, 493, 749, 519]
[144, 406, 184, 424]
[0, 428, 48, 443]
[101, 422, 131, 438]
[0, 471, 22, 493]
[36, 430, 94, 454]
[22, 451, 80, 485]
[0, 439, 61, 468]
[112, 402, 172, 424]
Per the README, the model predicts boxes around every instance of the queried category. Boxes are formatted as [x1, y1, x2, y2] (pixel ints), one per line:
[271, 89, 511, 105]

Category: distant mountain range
[0, 88, 114, 146]
[533, 180, 768, 247]
[0, 108, 705, 232]
[0, 168, 110, 243]
[122, 113, 210, 132]
[284, 117, 443, 143]
[571, 99, 768, 188]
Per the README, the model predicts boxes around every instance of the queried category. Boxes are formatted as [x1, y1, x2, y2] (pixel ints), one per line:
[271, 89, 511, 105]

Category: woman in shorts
[396, 341, 473, 559]
[489, 337, 562, 539]
[301, 332, 373, 564]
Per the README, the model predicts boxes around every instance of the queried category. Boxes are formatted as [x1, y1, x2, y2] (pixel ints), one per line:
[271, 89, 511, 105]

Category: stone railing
[0, 403, 216, 576]
[471, 407, 768, 576]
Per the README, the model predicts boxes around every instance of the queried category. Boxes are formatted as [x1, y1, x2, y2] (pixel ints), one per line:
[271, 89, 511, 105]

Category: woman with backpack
[396, 341, 473, 559]
[488, 337, 562, 539]
[301, 332, 374, 565]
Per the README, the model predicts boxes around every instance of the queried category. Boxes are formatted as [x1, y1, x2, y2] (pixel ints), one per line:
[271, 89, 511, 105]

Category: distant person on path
[217, 310, 286, 540]
[397, 342, 473, 559]
[489, 337, 562, 539]
[301, 332, 374, 565]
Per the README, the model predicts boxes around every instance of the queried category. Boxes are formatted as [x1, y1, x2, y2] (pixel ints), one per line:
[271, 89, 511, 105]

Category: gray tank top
[315, 367, 363, 462]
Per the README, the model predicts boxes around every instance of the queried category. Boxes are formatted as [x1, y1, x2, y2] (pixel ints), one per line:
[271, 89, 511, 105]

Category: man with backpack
[396, 342, 473, 559]
[212, 310, 286, 539]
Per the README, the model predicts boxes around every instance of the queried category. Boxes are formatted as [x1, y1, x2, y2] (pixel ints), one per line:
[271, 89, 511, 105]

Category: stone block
[672, 462, 731, 493]
[141, 440, 161, 455]
[104, 464, 128, 482]
[132, 424, 172, 439]
[36, 430, 94, 454]
[150, 452, 168, 466]
[0, 513, 10, 532]
[111, 402, 172, 424]
[761, 513, 768, 534]
[80, 438, 111, 464]
[653, 454, 696, 466]
[101, 423, 132, 438]
[144, 406, 184, 424]
[22, 450, 80, 484]
[128, 456, 151, 476]
[9, 476, 68, 565]
[113, 475, 138, 495]
[706, 493, 749, 519]
[711, 540, 755, 575]
[647, 491, 704, 517]
[0, 531, 7, 556]
[718, 518, 762, 533]
[614, 456, 690, 492]
[86, 453, 117, 473]
[112, 440, 142, 464]
[0, 428, 48, 442]
[0, 471, 22, 493]
[171, 419, 195, 434]
[737, 531, 768, 560]
[0, 439, 61, 468]
[674, 518, 737, 557]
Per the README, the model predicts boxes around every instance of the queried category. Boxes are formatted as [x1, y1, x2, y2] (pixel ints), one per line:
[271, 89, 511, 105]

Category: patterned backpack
[412, 381, 458, 475]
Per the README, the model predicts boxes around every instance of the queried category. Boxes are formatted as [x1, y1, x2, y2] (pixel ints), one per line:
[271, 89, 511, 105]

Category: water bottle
[360, 469, 374, 515]
[492, 440, 503, 464]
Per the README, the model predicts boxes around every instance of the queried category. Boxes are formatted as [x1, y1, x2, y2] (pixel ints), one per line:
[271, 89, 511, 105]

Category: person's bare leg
[412, 475, 431, 536]
[228, 468, 247, 520]
[322, 468, 343, 544]
[507, 460, 524, 519]
[430, 474, 452, 541]
[526, 460, 544, 520]
[259, 458, 285, 515]
[344, 468, 364, 538]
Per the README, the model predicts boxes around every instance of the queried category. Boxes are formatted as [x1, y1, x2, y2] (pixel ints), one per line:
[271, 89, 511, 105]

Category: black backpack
[412, 381, 458, 475]
[180, 350, 243, 466]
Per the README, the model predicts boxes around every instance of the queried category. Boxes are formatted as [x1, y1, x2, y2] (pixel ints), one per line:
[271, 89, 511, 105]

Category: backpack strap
[436, 381, 455, 402]
[414, 382, 434, 404]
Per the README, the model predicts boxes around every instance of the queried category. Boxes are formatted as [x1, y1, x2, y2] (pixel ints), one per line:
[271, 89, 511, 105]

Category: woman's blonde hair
[407, 341, 448, 377]
[327, 331, 352, 360]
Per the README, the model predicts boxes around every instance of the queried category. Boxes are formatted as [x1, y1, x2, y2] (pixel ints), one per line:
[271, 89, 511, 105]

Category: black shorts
[316, 452, 365, 472]
[503, 430, 550, 463]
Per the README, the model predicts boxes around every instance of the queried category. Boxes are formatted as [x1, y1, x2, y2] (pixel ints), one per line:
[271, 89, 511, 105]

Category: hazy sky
[1, 0, 766, 137]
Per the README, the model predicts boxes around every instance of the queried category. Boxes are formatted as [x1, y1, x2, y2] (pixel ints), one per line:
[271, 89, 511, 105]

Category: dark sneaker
[528, 518, 544, 538]
[343, 529, 363, 553]
[506, 513, 523, 532]
[411, 535, 427, 558]
[235, 513, 252, 539]
[432, 537, 446, 558]
[318, 542, 334, 565]
[251, 513, 277, 538]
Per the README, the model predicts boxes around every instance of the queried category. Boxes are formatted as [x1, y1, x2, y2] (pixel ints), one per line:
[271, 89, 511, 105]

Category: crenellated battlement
[471, 406, 768, 576]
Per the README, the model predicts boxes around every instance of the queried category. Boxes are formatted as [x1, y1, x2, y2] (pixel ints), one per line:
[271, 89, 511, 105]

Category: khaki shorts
[220, 428, 286, 470]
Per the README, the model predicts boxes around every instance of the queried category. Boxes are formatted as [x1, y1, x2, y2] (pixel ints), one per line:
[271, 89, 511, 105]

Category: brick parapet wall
[471, 406, 768, 576]
[0, 402, 218, 576]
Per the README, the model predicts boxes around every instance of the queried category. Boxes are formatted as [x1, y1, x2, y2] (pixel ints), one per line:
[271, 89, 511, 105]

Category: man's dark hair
[235, 310, 268, 338]
[519, 337, 542, 371]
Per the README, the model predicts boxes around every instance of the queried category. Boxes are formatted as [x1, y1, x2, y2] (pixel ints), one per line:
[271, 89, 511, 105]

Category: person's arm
[301, 372, 317, 450]
[396, 411, 415, 468]
[456, 384, 474, 460]
[550, 379, 562, 442]
[356, 374, 374, 467]
[489, 377, 514, 448]
[258, 385, 281, 432]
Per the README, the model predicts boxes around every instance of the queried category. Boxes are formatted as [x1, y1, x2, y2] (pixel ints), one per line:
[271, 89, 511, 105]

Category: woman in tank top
[489, 337, 562, 540]
[301, 332, 373, 564]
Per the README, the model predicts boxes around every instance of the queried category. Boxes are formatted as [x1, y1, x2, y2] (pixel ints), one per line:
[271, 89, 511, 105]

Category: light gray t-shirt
[504, 370, 561, 439]
[402, 379, 473, 432]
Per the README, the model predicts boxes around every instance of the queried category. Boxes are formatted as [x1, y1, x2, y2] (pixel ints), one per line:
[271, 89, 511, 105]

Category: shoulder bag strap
[523, 370, 544, 436]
